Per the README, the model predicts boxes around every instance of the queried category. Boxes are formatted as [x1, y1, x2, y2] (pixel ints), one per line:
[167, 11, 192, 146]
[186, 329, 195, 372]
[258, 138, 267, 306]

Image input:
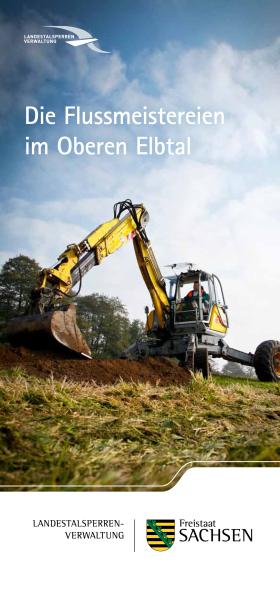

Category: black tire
[194, 348, 209, 379]
[254, 340, 280, 382]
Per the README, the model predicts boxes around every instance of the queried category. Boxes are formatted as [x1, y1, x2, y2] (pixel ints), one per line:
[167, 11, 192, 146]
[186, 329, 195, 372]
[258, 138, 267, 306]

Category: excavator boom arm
[133, 235, 169, 328]
[7, 199, 169, 357]
[35, 200, 169, 329]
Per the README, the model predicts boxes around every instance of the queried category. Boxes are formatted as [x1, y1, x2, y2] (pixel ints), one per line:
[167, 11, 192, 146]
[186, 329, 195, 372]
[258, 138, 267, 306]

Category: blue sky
[0, 1, 280, 352]
[4, 0, 280, 53]
[1, 0, 280, 174]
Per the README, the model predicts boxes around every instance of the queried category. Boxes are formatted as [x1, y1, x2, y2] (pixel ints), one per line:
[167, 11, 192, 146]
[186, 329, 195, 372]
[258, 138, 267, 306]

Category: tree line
[0, 255, 144, 358]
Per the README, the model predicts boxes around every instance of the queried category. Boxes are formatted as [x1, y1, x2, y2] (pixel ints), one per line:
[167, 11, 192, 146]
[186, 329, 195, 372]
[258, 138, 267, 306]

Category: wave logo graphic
[44, 25, 110, 53]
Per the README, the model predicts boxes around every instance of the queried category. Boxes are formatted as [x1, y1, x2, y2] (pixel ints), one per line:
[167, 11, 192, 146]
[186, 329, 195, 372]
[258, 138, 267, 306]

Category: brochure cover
[0, 1, 279, 588]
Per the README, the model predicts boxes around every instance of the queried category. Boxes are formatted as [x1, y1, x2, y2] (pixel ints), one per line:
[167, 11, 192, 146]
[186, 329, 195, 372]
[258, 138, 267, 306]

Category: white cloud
[0, 11, 127, 127]
[1, 214, 86, 267]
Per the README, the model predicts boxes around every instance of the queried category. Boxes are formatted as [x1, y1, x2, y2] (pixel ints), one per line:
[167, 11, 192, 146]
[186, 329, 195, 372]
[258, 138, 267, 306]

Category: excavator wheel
[194, 348, 210, 379]
[254, 340, 280, 382]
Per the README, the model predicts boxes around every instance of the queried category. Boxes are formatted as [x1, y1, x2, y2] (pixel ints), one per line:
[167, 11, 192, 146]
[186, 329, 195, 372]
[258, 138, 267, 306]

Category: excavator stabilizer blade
[5, 304, 92, 358]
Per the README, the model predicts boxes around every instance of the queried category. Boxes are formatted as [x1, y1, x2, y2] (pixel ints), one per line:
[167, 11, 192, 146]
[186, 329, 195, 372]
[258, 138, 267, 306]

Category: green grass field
[0, 369, 280, 489]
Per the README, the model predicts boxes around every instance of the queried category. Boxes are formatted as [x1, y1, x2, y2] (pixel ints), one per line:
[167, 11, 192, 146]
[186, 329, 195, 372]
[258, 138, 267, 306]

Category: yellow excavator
[6, 199, 280, 381]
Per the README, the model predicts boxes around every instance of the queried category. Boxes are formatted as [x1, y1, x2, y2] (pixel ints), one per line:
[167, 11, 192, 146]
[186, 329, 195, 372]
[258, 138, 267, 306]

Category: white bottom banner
[1, 468, 279, 589]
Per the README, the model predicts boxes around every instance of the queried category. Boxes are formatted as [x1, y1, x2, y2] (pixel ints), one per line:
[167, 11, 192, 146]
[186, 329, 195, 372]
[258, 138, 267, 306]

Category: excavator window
[165, 277, 177, 300]
[213, 275, 226, 307]
[174, 274, 212, 324]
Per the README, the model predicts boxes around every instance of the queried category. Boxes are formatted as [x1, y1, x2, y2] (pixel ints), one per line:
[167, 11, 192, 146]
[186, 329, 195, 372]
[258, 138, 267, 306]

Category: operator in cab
[176, 280, 210, 322]
[184, 280, 210, 313]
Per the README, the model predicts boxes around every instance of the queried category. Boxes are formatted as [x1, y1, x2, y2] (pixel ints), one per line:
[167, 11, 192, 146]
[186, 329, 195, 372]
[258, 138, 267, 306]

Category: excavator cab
[167, 269, 229, 337]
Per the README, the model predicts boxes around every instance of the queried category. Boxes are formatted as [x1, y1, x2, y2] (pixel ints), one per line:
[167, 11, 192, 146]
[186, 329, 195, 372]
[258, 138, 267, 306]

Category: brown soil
[0, 345, 190, 385]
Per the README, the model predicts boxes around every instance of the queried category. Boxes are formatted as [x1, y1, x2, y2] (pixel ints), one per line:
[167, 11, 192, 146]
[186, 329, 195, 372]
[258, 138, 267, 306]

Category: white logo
[23, 25, 110, 54]
[44, 26, 110, 53]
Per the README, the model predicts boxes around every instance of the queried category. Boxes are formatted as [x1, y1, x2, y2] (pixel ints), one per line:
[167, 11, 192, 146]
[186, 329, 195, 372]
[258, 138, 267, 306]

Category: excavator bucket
[5, 304, 92, 358]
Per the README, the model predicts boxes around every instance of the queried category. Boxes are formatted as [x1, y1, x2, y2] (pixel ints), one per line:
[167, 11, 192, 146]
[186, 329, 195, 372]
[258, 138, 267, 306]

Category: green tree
[0, 255, 41, 320]
[76, 294, 144, 358]
[129, 318, 145, 341]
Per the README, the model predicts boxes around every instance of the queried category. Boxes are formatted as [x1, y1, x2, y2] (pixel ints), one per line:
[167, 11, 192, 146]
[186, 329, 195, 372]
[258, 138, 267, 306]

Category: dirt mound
[0, 345, 190, 385]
